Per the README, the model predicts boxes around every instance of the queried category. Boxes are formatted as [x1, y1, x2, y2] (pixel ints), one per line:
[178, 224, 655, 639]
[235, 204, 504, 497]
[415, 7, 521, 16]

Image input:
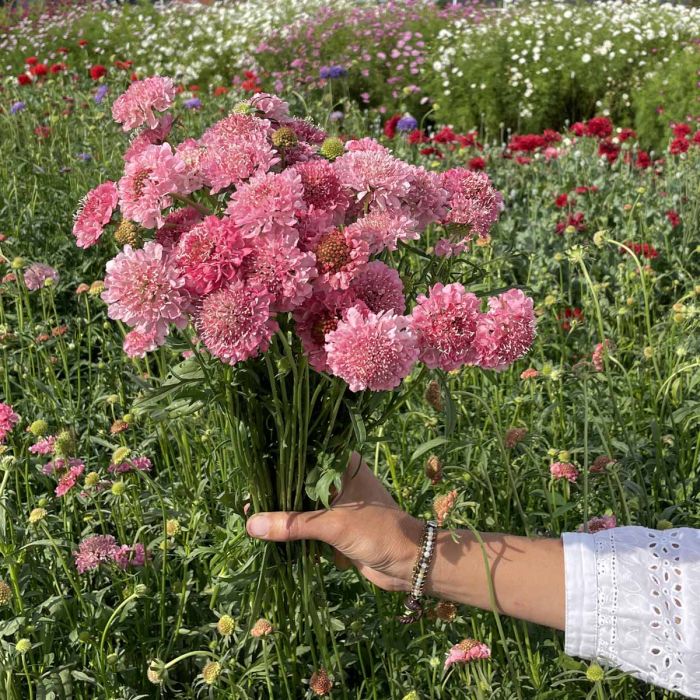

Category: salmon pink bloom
[112, 76, 176, 131]
[123, 328, 163, 357]
[445, 639, 491, 669]
[55, 459, 85, 497]
[350, 261, 405, 315]
[314, 228, 370, 291]
[72, 181, 119, 248]
[550, 461, 579, 482]
[24, 263, 59, 291]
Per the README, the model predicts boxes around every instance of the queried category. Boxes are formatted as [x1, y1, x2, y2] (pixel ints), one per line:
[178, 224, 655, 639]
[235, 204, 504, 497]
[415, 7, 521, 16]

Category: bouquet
[72, 75, 535, 676]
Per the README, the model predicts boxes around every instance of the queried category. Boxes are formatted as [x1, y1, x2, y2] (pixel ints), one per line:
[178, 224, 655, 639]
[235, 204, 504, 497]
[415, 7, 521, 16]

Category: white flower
[582, 53, 592, 63]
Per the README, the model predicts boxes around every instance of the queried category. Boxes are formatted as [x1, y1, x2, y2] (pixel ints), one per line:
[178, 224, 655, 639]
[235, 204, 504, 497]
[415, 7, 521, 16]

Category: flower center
[316, 230, 350, 274]
[311, 314, 338, 344]
[132, 169, 152, 198]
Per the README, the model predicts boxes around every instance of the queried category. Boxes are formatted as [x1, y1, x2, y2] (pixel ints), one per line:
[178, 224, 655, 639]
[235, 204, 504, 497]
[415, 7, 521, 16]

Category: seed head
[84, 472, 100, 487]
[15, 639, 31, 654]
[435, 601, 457, 622]
[424, 380, 443, 412]
[147, 658, 166, 684]
[54, 430, 76, 458]
[28, 419, 49, 437]
[216, 614, 235, 636]
[424, 455, 442, 485]
[111, 446, 130, 464]
[201, 661, 221, 685]
[586, 662, 605, 682]
[272, 126, 298, 149]
[28, 507, 47, 524]
[114, 219, 141, 247]
[320, 137, 344, 160]
[0, 581, 12, 605]
[11, 257, 25, 270]
[309, 668, 332, 696]
[166, 519, 180, 537]
[111, 481, 125, 497]
[88, 280, 105, 297]
[110, 419, 129, 435]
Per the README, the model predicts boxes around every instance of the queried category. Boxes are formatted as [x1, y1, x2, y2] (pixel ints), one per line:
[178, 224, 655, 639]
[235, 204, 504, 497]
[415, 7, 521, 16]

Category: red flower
[78, 39, 89, 47]
[558, 307, 584, 331]
[130, 72, 139, 82]
[433, 126, 458, 143]
[189, 84, 200, 92]
[570, 122, 586, 137]
[89, 64, 107, 80]
[598, 139, 620, 163]
[669, 137, 689, 155]
[17, 74, 32, 86]
[618, 128, 636, 142]
[574, 185, 598, 194]
[635, 150, 651, 169]
[30, 63, 48, 77]
[241, 70, 261, 92]
[457, 131, 477, 147]
[419, 147, 443, 158]
[666, 210, 681, 228]
[34, 126, 51, 139]
[693, 131, 700, 145]
[508, 134, 546, 152]
[554, 193, 569, 208]
[407, 129, 428, 145]
[671, 123, 691, 138]
[555, 211, 586, 235]
[585, 117, 613, 139]
[621, 241, 658, 259]
[25, 56, 38, 66]
[114, 59, 133, 70]
[57, 47, 69, 54]
[214, 86, 229, 96]
[468, 156, 486, 170]
[515, 155, 532, 165]
[383, 114, 401, 139]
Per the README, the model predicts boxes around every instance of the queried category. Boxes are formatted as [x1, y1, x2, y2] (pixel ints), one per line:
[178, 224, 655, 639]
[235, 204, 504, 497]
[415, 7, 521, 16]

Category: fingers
[246, 509, 339, 544]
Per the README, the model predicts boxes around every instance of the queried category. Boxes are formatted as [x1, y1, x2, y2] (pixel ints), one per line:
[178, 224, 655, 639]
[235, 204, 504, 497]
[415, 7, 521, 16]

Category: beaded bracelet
[397, 519, 438, 624]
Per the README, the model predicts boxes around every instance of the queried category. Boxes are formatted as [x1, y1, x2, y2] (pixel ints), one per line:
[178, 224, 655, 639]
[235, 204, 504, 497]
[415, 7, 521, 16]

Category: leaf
[410, 437, 449, 464]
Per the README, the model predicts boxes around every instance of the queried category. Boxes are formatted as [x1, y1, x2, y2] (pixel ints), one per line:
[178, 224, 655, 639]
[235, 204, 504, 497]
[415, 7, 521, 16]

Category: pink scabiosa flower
[29, 435, 56, 455]
[350, 261, 405, 314]
[433, 238, 466, 258]
[123, 328, 163, 357]
[118, 143, 197, 229]
[293, 159, 348, 224]
[24, 263, 59, 291]
[198, 113, 276, 193]
[592, 338, 614, 372]
[114, 542, 149, 569]
[195, 280, 278, 365]
[444, 639, 491, 670]
[314, 228, 370, 291]
[109, 456, 152, 474]
[434, 489, 458, 526]
[175, 216, 251, 296]
[520, 368, 539, 380]
[344, 137, 390, 153]
[590, 455, 615, 473]
[403, 166, 449, 228]
[474, 289, 536, 371]
[74, 534, 120, 573]
[55, 459, 85, 497]
[124, 114, 174, 161]
[155, 206, 202, 252]
[0, 403, 19, 442]
[112, 76, 176, 131]
[579, 515, 617, 533]
[72, 181, 119, 248]
[410, 283, 481, 371]
[249, 93, 291, 123]
[440, 168, 503, 241]
[102, 241, 190, 341]
[345, 210, 419, 254]
[240, 234, 316, 312]
[325, 306, 418, 392]
[550, 461, 579, 483]
[226, 169, 305, 238]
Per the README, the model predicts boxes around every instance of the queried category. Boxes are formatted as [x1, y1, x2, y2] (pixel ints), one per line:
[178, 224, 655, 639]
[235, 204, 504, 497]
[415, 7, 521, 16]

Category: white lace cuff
[563, 527, 700, 699]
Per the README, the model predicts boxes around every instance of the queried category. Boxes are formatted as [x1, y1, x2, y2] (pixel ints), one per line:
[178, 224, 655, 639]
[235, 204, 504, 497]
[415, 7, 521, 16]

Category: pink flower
[293, 159, 348, 223]
[24, 263, 59, 291]
[195, 280, 278, 365]
[434, 489, 458, 526]
[114, 543, 149, 569]
[579, 515, 617, 533]
[590, 455, 615, 473]
[325, 306, 419, 391]
[155, 206, 202, 252]
[175, 216, 251, 296]
[55, 459, 85, 497]
[102, 241, 190, 342]
[410, 283, 481, 371]
[198, 113, 277, 193]
[109, 456, 152, 474]
[344, 137, 390, 153]
[118, 143, 197, 229]
[74, 534, 120, 573]
[0, 403, 19, 442]
[123, 328, 163, 357]
[474, 289, 536, 371]
[112, 76, 176, 131]
[314, 228, 370, 291]
[124, 114, 174, 161]
[520, 368, 539, 380]
[249, 93, 291, 122]
[550, 461, 579, 482]
[29, 435, 56, 455]
[403, 166, 449, 228]
[444, 639, 491, 670]
[345, 211, 419, 254]
[72, 181, 119, 248]
[592, 338, 614, 372]
[287, 117, 327, 145]
[241, 234, 316, 312]
[441, 168, 503, 240]
[226, 169, 305, 238]
[350, 261, 405, 314]
[433, 238, 466, 258]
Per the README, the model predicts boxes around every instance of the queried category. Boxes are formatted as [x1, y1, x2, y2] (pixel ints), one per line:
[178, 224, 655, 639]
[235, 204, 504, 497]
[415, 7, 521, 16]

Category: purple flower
[328, 65, 347, 79]
[319, 66, 331, 79]
[397, 115, 418, 132]
[24, 263, 59, 291]
[329, 110, 344, 122]
[10, 101, 25, 114]
[77, 152, 92, 162]
[183, 97, 202, 110]
[94, 85, 108, 104]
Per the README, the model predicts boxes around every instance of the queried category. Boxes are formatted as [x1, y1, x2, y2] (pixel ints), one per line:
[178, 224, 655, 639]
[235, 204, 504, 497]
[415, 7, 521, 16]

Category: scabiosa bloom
[24, 263, 59, 291]
[434, 489, 458, 526]
[325, 307, 418, 392]
[579, 515, 617, 533]
[195, 280, 277, 365]
[226, 169, 305, 238]
[112, 76, 176, 131]
[29, 435, 56, 455]
[72, 181, 119, 248]
[410, 283, 481, 371]
[403, 166, 449, 229]
[293, 159, 348, 218]
[102, 242, 190, 341]
[175, 216, 251, 296]
[10, 101, 25, 114]
[440, 168, 503, 241]
[397, 115, 418, 132]
[250, 618, 273, 637]
[590, 455, 615, 473]
[309, 668, 332, 697]
[550, 461, 579, 483]
[124, 114, 175, 162]
[118, 143, 197, 229]
[504, 427, 528, 449]
[314, 228, 370, 291]
[666, 210, 681, 228]
[94, 84, 108, 104]
[74, 534, 120, 573]
[344, 137, 390, 154]
[248, 93, 291, 123]
[55, 459, 85, 497]
[183, 97, 201, 110]
[350, 261, 405, 314]
[123, 328, 163, 357]
[113, 543, 148, 569]
[0, 403, 19, 442]
[344, 211, 418, 254]
[241, 234, 316, 312]
[592, 338, 614, 372]
[155, 206, 202, 252]
[444, 639, 491, 670]
[474, 289, 536, 371]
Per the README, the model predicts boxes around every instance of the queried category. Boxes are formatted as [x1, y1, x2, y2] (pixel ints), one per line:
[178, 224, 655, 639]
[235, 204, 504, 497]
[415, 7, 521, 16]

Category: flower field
[0, 1, 699, 698]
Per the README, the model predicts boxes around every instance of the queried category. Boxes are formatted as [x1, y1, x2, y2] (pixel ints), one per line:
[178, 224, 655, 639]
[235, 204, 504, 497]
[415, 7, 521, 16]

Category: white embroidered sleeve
[563, 526, 700, 699]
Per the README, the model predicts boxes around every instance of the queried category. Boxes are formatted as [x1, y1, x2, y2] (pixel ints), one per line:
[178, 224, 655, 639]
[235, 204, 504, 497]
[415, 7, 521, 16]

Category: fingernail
[247, 515, 269, 538]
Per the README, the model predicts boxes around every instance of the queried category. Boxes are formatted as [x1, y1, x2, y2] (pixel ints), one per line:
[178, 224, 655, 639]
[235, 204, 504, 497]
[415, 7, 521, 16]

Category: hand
[245, 453, 424, 592]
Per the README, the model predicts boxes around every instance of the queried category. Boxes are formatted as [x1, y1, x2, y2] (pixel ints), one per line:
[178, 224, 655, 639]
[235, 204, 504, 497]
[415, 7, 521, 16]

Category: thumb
[246, 510, 338, 544]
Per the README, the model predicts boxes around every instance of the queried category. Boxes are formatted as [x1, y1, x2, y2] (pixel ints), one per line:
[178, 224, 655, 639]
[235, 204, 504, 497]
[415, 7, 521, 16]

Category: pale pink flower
[444, 639, 491, 670]
[520, 368, 539, 380]
[124, 114, 174, 161]
[198, 113, 276, 193]
[123, 328, 163, 357]
[175, 216, 251, 296]
[118, 143, 197, 229]
[109, 456, 152, 474]
[350, 261, 405, 314]
[579, 515, 617, 533]
[504, 427, 528, 449]
[195, 281, 278, 365]
[410, 283, 481, 371]
[24, 263, 59, 291]
[155, 206, 202, 252]
[474, 289, 536, 371]
[72, 181, 119, 248]
[74, 534, 120, 573]
[550, 461, 579, 482]
[29, 435, 56, 455]
[293, 159, 348, 219]
[55, 459, 85, 497]
[112, 76, 176, 131]
[344, 138, 390, 153]
[0, 403, 19, 442]
[102, 242, 190, 341]
[226, 170, 305, 238]
[433, 238, 466, 258]
[403, 166, 449, 228]
[249, 93, 291, 123]
[345, 211, 419, 254]
[434, 489, 458, 526]
[325, 306, 418, 392]
[441, 168, 503, 240]
[241, 234, 316, 312]
[174, 137, 207, 183]
[592, 338, 615, 372]
[287, 117, 326, 145]
[314, 228, 369, 291]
